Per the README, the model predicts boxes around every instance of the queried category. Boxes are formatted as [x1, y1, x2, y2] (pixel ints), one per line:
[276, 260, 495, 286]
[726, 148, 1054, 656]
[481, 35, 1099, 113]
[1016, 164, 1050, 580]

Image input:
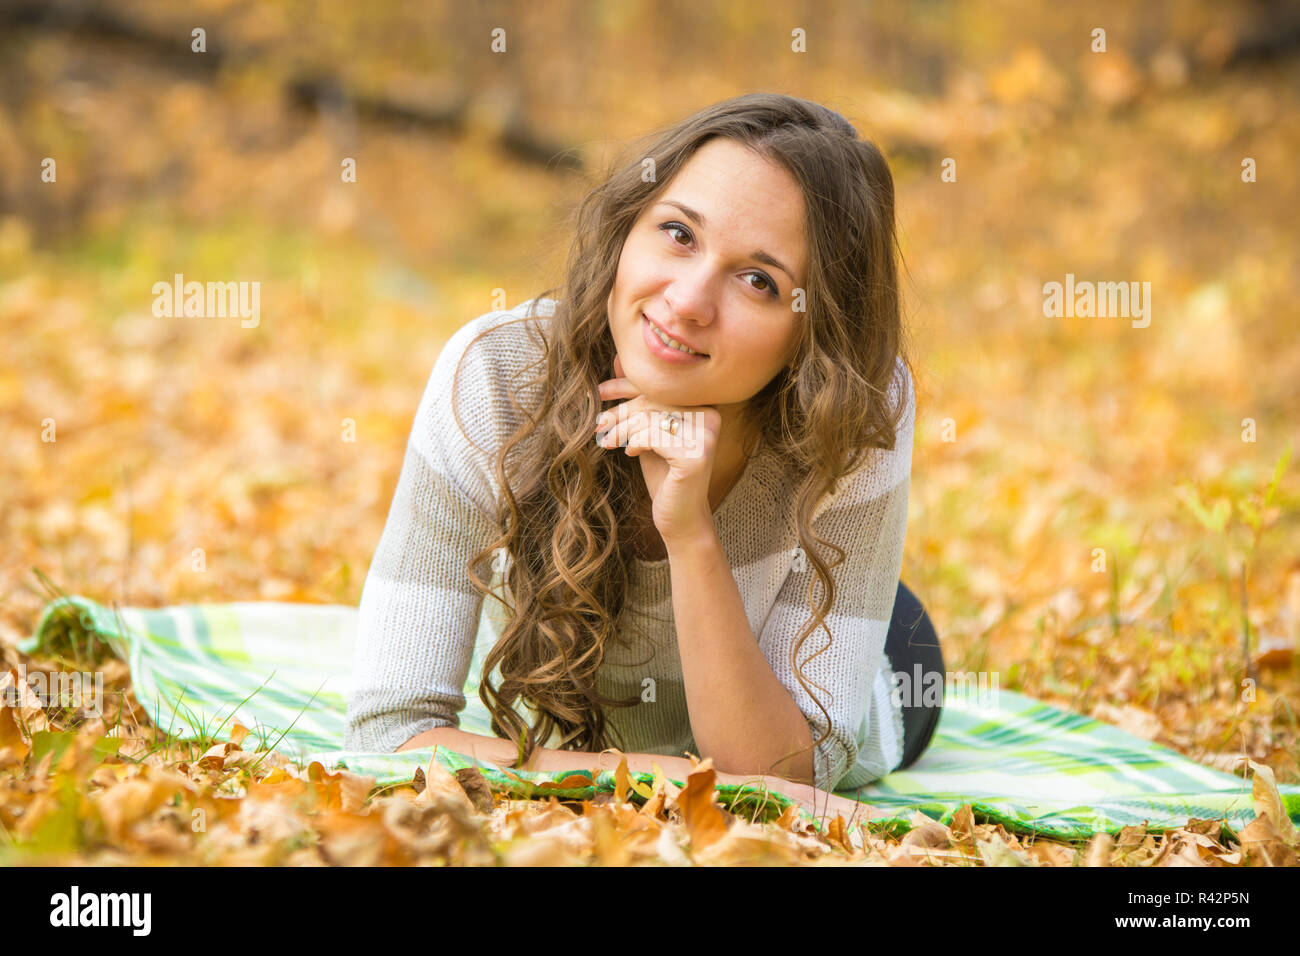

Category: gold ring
[659, 412, 682, 436]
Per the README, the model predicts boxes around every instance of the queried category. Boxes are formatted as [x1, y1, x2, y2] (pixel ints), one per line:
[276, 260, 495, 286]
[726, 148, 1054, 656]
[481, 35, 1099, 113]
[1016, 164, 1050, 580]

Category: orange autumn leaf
[306, 760, 375, 814]
[676, 759, 729, 851]
[639, 786, 666, 821]
[774, 802, 802, 832]
[537, 772, 596, 791]
[91, 778, 176, 843]
[0, 705, 30, 766]
[824, 812, 855, 854]
[247, 768, 309, 804]
[613, 754, 630, 804]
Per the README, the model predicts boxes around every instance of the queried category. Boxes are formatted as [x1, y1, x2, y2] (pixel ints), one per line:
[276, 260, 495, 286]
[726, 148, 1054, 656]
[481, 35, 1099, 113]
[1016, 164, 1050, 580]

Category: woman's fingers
[598, 378, 638, 401]
[598, 401, 648, 449]
[601, 406, 681, 456]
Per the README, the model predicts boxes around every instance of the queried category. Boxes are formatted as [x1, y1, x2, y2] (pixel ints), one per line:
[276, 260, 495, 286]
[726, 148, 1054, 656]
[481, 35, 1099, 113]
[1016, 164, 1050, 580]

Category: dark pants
[884, 581, 944, 770]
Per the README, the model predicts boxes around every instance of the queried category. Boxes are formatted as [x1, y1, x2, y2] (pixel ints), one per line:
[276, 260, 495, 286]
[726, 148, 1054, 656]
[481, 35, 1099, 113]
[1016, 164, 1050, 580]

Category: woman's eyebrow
[656, 199, 795, 285]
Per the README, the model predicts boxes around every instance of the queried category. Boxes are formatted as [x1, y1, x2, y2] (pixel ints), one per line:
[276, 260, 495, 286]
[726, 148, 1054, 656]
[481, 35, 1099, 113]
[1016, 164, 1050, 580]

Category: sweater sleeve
[343, 315, 509, 754]
[756, 360, 914, 792]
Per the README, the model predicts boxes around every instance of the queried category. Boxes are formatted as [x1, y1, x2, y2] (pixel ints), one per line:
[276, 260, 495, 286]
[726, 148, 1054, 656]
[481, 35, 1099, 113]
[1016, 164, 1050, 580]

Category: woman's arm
[398, 724, 867, 822]
[398, 724, 699, 779]
[665, 528, 818, 786]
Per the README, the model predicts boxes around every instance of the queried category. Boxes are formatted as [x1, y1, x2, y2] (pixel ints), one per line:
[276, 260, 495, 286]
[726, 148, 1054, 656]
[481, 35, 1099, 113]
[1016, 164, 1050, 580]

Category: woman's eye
[745, 272, 781, 299]
[660, 222, 692, 246]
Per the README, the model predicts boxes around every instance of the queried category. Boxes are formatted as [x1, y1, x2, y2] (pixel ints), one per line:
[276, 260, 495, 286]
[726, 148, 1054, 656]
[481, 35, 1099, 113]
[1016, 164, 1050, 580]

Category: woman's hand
[595, 353, 721, 546]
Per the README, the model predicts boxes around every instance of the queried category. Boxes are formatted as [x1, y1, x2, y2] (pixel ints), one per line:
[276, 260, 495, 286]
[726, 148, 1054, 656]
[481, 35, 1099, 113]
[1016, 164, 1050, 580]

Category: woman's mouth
[642, 313, 708, 363]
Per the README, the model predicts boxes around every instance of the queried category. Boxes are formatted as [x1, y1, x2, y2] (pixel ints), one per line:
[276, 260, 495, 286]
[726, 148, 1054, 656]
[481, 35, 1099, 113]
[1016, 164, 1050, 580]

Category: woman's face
[605, 137, 807, 418]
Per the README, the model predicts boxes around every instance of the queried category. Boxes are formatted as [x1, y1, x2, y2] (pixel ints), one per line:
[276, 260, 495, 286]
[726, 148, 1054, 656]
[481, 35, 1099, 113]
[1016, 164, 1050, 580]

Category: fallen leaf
[1083, 832, 1114, 867]
[536, 772, 595, 791]
[639, 785, 666, 821]
[654, 824, 692, 866]
[692, 818, 804, 865]
[613, 754, 630, 804]
[1253, 634, 1294, 671]
[519, 816, 594, 859]
[1236, 815, 1298, 867]
[196, 741, 230, 771]
[454, 766, 494, 814]
[333, 766, 376, 814]
[775, 802, 802, 832]
[1246, 758, 1298, 845]
[0, 705, 30, 766]
[824, 812, 855, 854]
[675, 759, 729, 851]
[501, 832, 587, 866]
[413, 749, 476, 816]
[885, 843, 923, 866]
[246, 767, 309, 804]
[586, 802, 630, 865]
[1024, 840, 1076, 866]
[949, 804, 977, 848]
[516, 797, 579, 835]
[91, 778, 174, 843]
[976, 831, 1036, 867]
[315, 811, 388, 866]
[1157, 843, 1208, 867]
[900, 811, 952, 852]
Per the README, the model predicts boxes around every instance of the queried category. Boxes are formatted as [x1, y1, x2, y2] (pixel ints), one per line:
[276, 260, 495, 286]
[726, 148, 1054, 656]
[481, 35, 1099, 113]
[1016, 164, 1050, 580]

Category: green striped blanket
[21, 594, 1300, 842]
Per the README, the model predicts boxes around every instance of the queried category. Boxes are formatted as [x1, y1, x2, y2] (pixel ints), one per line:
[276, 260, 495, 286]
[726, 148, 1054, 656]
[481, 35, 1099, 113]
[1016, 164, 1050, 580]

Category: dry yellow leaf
[1237, 815, 1298, 866]
[413, 749, 476, 816]
[1083, 832, 1114, 867]
[1246, 758, 1298, 846]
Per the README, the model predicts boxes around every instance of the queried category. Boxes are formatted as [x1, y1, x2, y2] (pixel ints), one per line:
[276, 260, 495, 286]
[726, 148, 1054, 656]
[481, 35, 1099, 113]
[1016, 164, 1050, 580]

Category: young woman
[344, 93, 944, 819]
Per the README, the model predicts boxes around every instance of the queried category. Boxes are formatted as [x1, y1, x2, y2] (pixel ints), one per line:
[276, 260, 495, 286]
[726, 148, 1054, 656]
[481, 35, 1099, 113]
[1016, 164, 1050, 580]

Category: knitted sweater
[343, 298, 915, 792]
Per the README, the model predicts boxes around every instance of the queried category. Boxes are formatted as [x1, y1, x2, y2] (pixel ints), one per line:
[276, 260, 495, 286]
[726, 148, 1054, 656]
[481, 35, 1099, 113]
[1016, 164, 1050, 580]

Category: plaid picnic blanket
[21, 593, 1300, 842]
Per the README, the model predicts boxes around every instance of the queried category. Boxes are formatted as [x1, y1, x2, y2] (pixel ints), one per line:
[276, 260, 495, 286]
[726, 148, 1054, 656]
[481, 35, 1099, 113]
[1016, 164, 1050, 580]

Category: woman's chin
[635, 381, 701, 406]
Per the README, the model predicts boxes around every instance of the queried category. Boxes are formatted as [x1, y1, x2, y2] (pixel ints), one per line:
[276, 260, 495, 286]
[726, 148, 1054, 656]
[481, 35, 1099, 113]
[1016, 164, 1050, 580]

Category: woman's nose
[662, 273, 719, 327]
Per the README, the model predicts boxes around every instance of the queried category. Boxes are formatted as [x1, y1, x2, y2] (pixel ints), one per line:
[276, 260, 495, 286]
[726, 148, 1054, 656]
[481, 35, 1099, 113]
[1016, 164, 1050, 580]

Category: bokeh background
[2, 0, 1298, 783]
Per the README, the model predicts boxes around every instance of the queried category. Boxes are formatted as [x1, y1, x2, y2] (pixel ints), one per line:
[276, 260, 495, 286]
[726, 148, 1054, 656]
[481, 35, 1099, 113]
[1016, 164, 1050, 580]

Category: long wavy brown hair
[456, 92, 915, 782]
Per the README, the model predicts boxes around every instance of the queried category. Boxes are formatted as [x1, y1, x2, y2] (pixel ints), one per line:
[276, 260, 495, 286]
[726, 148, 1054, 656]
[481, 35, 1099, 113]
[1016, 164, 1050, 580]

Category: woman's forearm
[664, 528, 817, 785]
[398, 725, 699, 779]
[398, 725, 866, 823]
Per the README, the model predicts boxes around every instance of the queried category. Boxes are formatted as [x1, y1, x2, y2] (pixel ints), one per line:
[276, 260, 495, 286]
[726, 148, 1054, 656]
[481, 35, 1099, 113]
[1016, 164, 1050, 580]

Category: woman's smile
[642, 312, 709, 364]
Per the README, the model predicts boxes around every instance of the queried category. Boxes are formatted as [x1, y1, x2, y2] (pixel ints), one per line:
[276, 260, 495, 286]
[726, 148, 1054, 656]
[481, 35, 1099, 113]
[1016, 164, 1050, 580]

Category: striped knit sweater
[343, 298, 915, 792]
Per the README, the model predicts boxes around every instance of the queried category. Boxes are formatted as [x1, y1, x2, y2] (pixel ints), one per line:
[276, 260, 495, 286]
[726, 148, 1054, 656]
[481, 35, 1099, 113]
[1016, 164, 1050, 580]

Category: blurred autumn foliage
[1, 0, 1298, 864]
